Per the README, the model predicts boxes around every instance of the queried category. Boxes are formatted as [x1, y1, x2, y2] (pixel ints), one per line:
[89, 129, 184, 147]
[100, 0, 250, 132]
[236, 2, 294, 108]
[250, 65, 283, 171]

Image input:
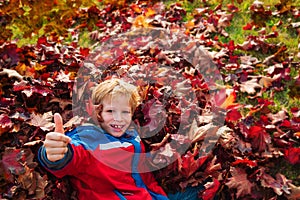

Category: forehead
[102, 94, 131, 107]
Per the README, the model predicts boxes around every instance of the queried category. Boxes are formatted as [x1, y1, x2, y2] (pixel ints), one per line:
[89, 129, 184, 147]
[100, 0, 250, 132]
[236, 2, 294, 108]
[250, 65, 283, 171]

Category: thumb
[54, 113, 64, 134]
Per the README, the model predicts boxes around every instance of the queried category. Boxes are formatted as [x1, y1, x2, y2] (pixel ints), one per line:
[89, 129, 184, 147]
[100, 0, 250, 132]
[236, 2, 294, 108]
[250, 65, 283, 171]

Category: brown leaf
[260, 169, 292, 195]
[287, 183, 300, 200]
[29, 111, 54, 131]
[225, 167, 255, 198]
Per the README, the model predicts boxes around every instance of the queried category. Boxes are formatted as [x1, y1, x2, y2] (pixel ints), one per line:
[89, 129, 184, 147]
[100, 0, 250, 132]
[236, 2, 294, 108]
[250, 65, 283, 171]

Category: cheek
[100, 113, 112, 121]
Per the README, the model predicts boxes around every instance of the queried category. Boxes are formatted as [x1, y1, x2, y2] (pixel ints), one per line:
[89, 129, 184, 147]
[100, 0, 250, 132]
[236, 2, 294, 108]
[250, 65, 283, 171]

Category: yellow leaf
[34, 63, 47, 71]
[15, 63, 28, 75]
[131, 4, 142, 14]
[185, 20, 195, 30]
[145, 8, 156, 17]
[133, 15, 150, 28]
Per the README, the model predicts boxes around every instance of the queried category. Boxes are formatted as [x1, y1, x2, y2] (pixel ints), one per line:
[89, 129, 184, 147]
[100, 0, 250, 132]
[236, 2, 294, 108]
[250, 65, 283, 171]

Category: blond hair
[91, 79, 141, 112]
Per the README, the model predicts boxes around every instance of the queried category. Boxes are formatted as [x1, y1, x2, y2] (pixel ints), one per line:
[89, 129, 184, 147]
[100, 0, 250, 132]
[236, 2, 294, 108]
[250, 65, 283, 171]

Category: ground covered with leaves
[0, 0, 300, 199]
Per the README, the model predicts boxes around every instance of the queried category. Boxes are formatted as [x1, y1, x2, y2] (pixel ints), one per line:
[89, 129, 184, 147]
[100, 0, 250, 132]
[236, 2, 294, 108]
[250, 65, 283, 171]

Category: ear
[96, 104, 104, 123]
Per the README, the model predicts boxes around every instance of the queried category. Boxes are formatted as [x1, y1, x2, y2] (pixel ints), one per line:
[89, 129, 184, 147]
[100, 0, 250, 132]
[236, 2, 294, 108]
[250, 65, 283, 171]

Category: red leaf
[79, 47, 90, 57]
[226, 109, 242, 122]
[178, 150, 208, 178]
[232, 158, 257, 168]
[0, 148, 24, 182]
[0, 114, 13, 136]
[141, 99, 166, 132]
[201, 178, 220, 200]
[285, 147, 300, 165]
[243, 23, 253, 30]
[247, 126, 271, 152]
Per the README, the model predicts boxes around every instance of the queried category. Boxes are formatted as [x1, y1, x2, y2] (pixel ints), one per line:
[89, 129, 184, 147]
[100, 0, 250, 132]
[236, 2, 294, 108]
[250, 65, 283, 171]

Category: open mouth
[110, 124, 125, 129]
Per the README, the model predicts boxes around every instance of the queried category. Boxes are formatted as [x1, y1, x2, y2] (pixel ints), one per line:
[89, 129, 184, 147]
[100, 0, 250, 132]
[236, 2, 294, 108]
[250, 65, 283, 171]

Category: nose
[112, 111, 122, 121]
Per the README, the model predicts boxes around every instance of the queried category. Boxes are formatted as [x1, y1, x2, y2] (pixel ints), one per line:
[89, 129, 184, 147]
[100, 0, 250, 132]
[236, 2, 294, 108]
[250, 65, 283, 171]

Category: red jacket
[38, 124, 168, 200]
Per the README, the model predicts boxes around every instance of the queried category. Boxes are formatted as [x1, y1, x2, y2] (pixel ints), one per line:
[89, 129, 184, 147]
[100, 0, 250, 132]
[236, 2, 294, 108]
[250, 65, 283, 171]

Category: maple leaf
[201, 178, 220, 200]
[246, 125, 271, 152]
[0, 114, 13, 136]
[214, 88, 239, 109]
[28, 111, 55, 131]
[0, 148, 24, 182]
[232, 158, 257, 168]
[152, 143, 177, 167]
[225, 167, 255, 198]
[0, 68, 23, 80]
[178, 145, 208, 178]
[267, 110, 288, 124]
[287, 183, 300, 200]
[284, 147, 300, 165]
[239, 78, 262, 94]
[141, 99, 166, 132]
[259, 168, 292, 195]
[188, 119, 209, 142]
[226, 109, 242, 122]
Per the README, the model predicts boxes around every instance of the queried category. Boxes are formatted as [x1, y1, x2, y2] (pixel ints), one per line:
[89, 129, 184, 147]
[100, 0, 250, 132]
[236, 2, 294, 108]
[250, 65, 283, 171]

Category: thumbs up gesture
[43, 113, 72, 162]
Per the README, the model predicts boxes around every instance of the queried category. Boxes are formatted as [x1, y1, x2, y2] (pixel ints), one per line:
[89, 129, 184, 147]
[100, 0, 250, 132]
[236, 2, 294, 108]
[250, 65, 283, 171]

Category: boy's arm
[38, 143, 73, 171]
[37, 113, 73, 176]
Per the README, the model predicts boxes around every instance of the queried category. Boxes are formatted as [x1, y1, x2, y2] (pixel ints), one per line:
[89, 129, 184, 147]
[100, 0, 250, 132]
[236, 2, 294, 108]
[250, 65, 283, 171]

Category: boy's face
[100, 94, 132, 137]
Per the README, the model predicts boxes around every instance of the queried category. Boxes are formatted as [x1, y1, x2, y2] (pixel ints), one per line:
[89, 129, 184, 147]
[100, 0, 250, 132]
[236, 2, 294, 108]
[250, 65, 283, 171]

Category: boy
[38, 78, 169, 200]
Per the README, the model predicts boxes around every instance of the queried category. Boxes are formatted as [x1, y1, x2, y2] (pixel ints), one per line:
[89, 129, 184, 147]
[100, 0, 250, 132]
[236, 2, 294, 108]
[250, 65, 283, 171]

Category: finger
[46, 154, 67, 162]
[45, 147, 69, 155]
[44, 138, 69, 148]
[45, 132, 71, 143]
[54, 113, 64, 134]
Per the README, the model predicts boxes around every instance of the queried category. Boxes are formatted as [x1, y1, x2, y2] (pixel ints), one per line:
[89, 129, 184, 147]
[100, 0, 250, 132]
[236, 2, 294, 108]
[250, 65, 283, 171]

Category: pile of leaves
[0, 0, 300, 199]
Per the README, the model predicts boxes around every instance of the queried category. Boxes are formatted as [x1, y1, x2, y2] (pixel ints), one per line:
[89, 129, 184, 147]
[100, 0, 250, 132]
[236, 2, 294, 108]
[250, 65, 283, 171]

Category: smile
[110, 124, 124, 129]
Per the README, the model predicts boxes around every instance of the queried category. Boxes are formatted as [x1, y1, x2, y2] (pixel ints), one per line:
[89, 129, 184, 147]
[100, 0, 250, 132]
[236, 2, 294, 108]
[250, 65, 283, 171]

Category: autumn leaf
[28, 111, 55, 131]
[0, 68, 23, 80]
[259, 168, 292, 195]
[0, 114, 13, 136]
[0, 148, 24, 182]
[239, 78, 262, 94]
[232, 158, 257, 168]
[246, 125, 271, 152]
[201, 178, 220, 200]
[287, 183, 300, 200]
[284, 147, 300, 165]
[225, 167, 255, 198]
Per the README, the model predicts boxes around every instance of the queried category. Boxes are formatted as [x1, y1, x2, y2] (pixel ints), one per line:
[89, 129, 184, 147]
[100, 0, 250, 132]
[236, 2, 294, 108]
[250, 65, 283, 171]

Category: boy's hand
[43, 113, 71, 162]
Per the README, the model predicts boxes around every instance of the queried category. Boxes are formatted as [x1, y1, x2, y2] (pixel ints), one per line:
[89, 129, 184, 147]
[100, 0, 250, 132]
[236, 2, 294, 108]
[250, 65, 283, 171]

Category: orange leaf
[145, 8, 156, 17]
[220, 91, 238, 109]
[131, 4, 142, 14]
[133, 15, 150, 28]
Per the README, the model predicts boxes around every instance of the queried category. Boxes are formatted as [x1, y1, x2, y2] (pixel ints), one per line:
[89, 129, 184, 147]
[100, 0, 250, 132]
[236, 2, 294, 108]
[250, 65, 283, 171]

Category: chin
[111, 132, 125, 137]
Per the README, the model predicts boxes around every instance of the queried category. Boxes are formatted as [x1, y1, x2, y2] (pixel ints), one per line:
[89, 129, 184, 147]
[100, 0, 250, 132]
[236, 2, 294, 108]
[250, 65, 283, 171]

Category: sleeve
[38, 144, 73, 170]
